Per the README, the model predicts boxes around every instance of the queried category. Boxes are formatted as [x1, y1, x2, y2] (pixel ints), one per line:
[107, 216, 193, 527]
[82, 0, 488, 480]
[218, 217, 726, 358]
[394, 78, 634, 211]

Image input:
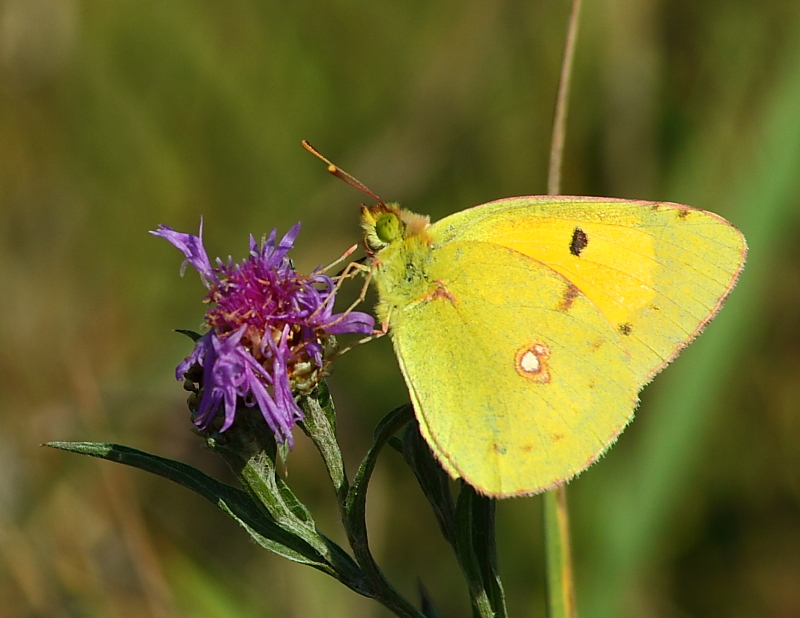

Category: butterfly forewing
[434, 197, 747, 386]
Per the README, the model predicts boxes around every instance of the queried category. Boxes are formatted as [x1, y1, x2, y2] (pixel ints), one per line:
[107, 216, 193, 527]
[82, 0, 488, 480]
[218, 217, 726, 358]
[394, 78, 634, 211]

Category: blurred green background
[2, 0, 799, 616]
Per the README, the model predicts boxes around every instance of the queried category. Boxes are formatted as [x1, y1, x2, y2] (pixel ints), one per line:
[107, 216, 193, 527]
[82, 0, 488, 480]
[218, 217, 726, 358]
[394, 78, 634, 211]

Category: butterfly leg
[322, 301, 389, 368]
[307, 258, 371, 327]
[319, 259, 376, 331]
[320, 243, 359, 275]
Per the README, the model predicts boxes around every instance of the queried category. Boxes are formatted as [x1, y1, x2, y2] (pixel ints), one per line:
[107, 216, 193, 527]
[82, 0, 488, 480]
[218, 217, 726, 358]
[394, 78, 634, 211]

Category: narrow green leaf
[387, 436, 404, 453]
[343, 404, 425, 618]
[345, 404, 415, 564]
[46, 443, 318, 568]
[175, 329, 203, 341]
[469, 491, 506, 618]
[401, 420, 456, 548]
[299, 381, 349, 502]
[454, 484, 507, 618]
[45, 441, 372, 596]
[207, 433, 329, 558]
[203, 409, 382, 597]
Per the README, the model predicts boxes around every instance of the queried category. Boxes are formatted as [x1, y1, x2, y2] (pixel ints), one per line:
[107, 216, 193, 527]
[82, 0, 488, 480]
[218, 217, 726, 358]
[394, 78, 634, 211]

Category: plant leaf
[401, 420, 456, 548]
[45, 441, 371, 596]
[175, 328, 203, 341]
[454, 484, 507, 618]
[206, 432, 327, 556]
[342, 404, 425, 618]
[299, 381, 349, 502]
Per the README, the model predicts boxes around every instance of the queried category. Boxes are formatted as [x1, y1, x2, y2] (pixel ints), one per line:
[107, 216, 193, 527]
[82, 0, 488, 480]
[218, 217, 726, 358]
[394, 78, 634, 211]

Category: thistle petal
[151, 221, 215, 285]
[155, 221, 374, 445]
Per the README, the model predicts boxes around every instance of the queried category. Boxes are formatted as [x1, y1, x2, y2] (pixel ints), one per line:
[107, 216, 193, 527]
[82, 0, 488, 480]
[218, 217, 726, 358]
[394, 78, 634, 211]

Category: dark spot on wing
[522, 444, 533, 453]
[619, 322, 633, 336]
[552, 433, 564, 442]
[677, 208, 690, 219]
[558, 283, 580, 312]
[493, 443, 507, 455]
[569, 227, 588, 256]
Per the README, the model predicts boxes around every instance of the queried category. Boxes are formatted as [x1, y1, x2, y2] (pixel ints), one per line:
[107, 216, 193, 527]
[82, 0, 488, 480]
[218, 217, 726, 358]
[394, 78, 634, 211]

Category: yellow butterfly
[360, 196, 746, 498]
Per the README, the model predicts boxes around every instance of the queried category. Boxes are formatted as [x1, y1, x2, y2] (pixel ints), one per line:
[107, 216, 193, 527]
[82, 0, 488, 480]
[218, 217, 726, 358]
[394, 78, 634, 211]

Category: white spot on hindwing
[519, 351, 540, 373]
[515, 342, 551, 383]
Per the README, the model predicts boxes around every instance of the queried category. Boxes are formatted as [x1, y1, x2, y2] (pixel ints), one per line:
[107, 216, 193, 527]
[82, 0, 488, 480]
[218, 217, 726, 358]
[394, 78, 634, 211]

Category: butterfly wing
[389, 239, 639, 497]
[432, 197, 747, 386]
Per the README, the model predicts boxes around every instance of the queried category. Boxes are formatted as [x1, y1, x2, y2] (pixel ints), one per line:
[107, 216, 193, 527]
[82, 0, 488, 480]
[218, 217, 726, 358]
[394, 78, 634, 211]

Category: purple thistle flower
[151, 221, 374, 446]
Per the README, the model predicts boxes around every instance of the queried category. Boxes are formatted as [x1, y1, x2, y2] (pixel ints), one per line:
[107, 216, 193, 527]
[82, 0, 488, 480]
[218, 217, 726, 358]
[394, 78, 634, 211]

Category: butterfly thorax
[361, 203, 442, 327]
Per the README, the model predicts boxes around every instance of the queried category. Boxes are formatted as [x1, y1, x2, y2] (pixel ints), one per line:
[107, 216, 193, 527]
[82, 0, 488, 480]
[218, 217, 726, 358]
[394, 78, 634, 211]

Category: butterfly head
[361, 203, 430, 254]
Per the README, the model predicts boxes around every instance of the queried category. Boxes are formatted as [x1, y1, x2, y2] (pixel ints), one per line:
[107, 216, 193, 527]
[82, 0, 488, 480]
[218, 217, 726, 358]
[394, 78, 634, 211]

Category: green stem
[544, 0, 582, 616]
[544, 487, 576, 618]
[547, 0, 583, 197]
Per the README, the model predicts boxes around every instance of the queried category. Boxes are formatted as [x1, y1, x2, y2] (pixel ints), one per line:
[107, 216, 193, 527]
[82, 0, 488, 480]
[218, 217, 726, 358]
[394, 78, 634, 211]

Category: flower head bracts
[152, 221, 374, 446]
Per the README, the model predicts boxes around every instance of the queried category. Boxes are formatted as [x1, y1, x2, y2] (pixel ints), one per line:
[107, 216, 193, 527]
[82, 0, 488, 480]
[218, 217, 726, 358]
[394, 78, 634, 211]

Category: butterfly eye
[375, 213, 401, 243]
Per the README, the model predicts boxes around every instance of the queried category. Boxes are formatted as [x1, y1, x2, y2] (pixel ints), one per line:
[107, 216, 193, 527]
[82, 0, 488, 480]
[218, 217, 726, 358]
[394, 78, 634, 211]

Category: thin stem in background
[544, 0, 582, 617]
[544, 489, 576, 618]
[547, 0, 583, 197]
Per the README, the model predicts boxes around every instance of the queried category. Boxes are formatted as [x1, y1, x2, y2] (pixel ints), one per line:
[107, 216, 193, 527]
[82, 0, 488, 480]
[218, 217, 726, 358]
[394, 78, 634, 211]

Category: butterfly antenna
[302, 140, 385, 205]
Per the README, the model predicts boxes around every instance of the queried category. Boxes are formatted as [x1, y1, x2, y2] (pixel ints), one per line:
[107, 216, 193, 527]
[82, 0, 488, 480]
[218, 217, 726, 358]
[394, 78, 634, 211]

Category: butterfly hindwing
[390, 239, 638, 497]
